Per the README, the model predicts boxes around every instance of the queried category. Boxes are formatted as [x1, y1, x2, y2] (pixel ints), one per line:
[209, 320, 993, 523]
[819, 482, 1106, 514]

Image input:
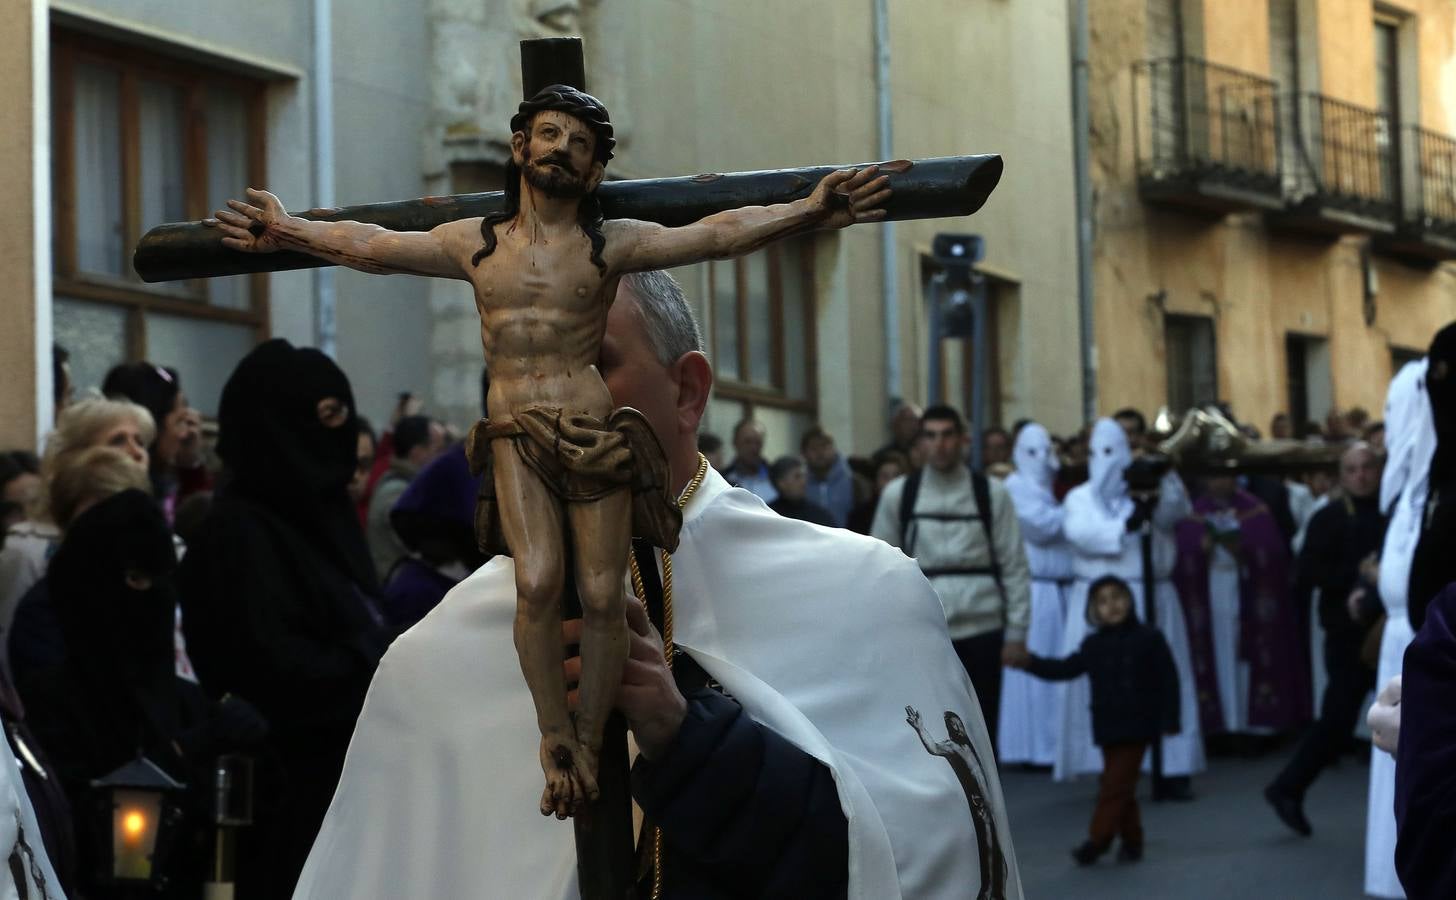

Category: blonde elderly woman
[0, 398, 155, 678]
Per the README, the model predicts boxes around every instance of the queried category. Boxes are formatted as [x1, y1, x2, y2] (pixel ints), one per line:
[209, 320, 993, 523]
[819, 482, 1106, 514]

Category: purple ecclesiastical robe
[1173, 489, 1311, 734]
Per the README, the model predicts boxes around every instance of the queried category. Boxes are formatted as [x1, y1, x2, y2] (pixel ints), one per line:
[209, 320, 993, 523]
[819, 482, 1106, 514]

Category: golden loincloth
[463, 405, 681, 559]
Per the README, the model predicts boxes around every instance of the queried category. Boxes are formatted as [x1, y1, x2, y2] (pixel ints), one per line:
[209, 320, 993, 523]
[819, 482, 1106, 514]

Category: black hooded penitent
[178, 339, 388, 897]
[21, 490, 217, 896]
[1409, 322, 1456, 630]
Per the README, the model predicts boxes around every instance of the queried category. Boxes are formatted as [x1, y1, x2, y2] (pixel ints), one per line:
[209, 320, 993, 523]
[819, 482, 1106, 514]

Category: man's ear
[586, 161, 606, 193]
[673, 351, 713, 437]
[510, 131, 527, 166]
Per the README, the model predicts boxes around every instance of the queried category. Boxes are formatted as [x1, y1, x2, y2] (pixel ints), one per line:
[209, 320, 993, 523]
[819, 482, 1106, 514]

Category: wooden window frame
[1166, 313, 1219, 414]
[51, 29, 271, 354]
[709, 242, 819, 414]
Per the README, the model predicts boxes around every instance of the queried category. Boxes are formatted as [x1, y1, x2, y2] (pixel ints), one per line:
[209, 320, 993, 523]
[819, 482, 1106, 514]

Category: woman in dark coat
[178, 340, 389, 898]
[21, 489, 266, 899]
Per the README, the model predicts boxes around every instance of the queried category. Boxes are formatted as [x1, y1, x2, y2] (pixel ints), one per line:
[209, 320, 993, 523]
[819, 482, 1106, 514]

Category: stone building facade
[2, 0, 1084, 457]
[1088, 0, 1456, 430]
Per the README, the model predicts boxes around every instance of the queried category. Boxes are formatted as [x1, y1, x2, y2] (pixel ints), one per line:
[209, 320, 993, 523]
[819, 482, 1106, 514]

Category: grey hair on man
[621, 271, 703, 365]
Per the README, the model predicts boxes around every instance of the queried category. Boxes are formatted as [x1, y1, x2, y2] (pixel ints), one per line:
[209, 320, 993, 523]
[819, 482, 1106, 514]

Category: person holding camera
[1057, 418, 1204, 800]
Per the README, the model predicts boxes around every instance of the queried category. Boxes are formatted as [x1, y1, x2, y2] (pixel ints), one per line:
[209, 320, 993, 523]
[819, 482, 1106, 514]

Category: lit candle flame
[122, 810, 146, 841]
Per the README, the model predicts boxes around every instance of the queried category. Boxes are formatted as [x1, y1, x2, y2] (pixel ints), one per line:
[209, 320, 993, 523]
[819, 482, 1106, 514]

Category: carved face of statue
[943, 712, 969, 746]
[515, 110, 604, 200]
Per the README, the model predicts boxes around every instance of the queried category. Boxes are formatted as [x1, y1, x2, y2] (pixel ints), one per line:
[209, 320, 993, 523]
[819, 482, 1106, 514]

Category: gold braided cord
[630, 452, 708, 900]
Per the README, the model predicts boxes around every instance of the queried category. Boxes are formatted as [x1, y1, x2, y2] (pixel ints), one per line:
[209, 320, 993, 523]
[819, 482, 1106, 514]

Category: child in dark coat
[1013, 574, 1181, 865]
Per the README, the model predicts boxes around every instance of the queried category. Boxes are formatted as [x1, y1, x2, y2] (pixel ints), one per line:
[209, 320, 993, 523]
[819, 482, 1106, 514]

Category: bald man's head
[1339, 441, 1382, 499]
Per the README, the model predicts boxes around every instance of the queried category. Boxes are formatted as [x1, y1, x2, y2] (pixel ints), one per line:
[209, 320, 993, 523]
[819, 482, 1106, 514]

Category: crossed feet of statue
[539, 732, 601, 820]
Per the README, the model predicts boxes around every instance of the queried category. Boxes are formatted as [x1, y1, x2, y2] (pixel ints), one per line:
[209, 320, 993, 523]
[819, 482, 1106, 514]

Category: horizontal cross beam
[132, 154, 1002, 282]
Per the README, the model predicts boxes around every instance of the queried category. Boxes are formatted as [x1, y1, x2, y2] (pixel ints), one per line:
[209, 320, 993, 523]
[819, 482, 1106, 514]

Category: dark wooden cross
[132, 38, 1000, 282]
[133, 37, 1001, 900]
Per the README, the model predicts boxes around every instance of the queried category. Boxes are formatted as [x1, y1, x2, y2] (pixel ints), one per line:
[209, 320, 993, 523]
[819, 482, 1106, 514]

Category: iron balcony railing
[1404, 125, 1456, 234]
[1285, 92, 1396, 216]
[1134, 56, 1282, 190]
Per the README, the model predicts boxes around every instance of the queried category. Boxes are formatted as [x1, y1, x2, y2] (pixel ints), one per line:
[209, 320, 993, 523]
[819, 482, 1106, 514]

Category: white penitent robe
[1367, 360, 1433, 899]
[1056, 420, 1205, 780]
[294, 470, 1022, 900]
[1205, 512, 1252, 733]
[999, 425, 1072, 765]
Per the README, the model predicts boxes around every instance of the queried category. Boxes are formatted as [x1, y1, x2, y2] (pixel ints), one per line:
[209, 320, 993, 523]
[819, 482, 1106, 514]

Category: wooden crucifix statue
[205, 81, 892, 821]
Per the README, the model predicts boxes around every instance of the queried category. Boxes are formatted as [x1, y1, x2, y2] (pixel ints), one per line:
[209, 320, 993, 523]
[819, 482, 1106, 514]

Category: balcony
[1271, 93, 1398, 236]
[1133, 57, 1284, 214]
[1375, 127, 1456, 262]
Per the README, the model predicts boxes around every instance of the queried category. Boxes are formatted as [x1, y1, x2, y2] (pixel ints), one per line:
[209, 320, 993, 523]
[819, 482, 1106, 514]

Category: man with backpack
[873, 405, 1031, 746]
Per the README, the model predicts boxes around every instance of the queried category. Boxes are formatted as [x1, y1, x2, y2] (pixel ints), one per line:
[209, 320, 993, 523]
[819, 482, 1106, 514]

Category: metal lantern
[90, 757, 186, 890]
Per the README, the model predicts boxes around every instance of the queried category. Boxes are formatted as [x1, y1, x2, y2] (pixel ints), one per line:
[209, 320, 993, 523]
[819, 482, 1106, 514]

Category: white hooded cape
[999, 424, 1072, 764]
[0, 732, 62, 900]
[1367, 360, 1433, 898]
[294, 470, 1021, 899]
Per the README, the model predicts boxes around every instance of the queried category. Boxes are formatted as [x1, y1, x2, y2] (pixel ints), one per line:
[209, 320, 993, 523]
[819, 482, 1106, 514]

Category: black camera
[1124, 453, 1173, 493]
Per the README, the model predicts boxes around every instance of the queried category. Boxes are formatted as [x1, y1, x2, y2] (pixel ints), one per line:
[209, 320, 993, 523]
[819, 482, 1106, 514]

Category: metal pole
[1140, 522, 1165, 797]
[311, 0, 337, 357]
[29, 0, 54, 446]
[873, 0, 901, 404]
[970, 278, 988, 471]
[927, 274, 944, 407]
[1071, 0, 1097, 423]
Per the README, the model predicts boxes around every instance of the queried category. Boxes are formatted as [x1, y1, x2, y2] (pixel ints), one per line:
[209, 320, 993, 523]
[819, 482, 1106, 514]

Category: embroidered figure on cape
[906, 705, 1008, 900]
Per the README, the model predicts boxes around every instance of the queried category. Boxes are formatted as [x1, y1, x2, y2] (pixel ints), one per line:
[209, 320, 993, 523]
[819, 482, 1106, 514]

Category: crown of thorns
[511, 85, 615, 162]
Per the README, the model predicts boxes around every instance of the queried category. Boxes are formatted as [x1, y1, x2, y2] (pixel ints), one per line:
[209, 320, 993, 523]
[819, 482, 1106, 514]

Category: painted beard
[524, 153, 588, 199]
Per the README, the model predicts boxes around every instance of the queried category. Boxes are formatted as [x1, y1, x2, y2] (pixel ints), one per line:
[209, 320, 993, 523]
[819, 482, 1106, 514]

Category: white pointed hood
[1011, 423, 1058, 492]
[1380, 359, 1435, 513]
[1088, 418, 1132, 513]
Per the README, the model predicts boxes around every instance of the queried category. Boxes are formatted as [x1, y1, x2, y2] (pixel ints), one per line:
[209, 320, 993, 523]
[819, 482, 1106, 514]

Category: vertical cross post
[521, 38, 637, 900]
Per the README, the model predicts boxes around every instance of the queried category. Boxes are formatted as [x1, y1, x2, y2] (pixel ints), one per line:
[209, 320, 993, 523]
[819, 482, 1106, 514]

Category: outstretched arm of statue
[905, 706, 953, 757]
[610, 165, 892, 273]
[205, 188, 472, 280]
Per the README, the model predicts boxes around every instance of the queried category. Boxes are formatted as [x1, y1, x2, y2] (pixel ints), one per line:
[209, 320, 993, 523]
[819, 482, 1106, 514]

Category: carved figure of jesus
[206, 85, 890, 819]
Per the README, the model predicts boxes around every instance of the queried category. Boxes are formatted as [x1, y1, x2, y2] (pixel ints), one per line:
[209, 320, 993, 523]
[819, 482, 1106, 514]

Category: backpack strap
[900, 468, 1009, 598]
[899, 468, 924, 555]
[972, 471, 1010, 608]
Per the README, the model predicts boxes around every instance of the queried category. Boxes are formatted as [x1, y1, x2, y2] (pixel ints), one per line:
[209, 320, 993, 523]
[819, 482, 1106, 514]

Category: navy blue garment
[382, 445, 482, 629]
[631, 688, 849, 899]
[382, 559, 460, 630]
[1395, 582, 1456, 900]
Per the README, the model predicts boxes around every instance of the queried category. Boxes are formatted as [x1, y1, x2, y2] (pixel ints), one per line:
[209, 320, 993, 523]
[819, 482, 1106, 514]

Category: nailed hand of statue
[205, 188, 292, 254]
[808, 165, 893, 229]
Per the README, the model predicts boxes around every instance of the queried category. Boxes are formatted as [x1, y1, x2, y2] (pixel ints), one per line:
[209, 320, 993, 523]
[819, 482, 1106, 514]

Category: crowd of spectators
[3, 318, 1454, 898]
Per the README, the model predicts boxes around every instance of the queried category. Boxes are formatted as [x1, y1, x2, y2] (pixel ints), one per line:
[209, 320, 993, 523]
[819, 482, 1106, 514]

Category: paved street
[1002, 749, 1374, 899]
